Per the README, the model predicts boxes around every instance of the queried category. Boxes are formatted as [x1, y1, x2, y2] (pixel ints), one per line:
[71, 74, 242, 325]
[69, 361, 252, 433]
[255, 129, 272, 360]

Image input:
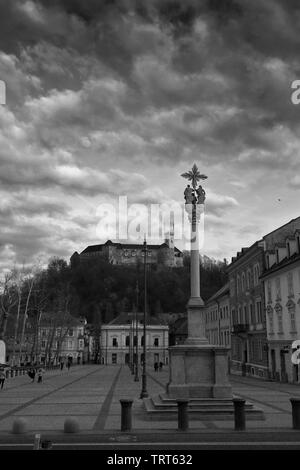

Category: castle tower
[164, 216, 175, 266]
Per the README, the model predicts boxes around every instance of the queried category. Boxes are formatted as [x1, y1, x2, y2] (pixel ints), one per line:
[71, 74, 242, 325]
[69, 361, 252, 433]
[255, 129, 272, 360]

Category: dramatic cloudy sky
[0, 0, 300, 271]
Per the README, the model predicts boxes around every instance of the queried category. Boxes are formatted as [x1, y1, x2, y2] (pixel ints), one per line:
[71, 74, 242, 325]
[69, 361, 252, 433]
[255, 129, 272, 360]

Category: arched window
[241, 273, 245, 292]
[287, 272, 294, 297]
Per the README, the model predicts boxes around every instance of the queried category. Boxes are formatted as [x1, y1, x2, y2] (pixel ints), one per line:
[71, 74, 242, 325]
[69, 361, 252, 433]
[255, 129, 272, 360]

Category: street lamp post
[130, 319, 134, 374]
[140, 239, 149, 399]
[134, 281, 139, 382]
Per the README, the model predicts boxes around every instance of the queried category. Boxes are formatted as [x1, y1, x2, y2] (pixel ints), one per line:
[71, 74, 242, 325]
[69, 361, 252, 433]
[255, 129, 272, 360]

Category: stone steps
[143, 394, 265, 421]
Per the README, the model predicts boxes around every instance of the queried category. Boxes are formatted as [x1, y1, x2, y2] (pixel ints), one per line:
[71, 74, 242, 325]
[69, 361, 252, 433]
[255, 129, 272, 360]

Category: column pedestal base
[167, 344, 232, 399]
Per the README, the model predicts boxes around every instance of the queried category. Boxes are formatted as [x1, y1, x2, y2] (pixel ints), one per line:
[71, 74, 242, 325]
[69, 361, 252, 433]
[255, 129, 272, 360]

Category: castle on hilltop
[71, 232, 183, 268]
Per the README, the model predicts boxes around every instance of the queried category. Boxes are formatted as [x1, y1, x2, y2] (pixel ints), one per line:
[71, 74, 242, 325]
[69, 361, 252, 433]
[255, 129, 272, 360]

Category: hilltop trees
[0, 253, 228, 365]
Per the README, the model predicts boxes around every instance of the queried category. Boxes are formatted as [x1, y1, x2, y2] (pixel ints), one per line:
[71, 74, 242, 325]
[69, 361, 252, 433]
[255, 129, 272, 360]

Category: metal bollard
[41, 440, 52, 450]
[33, 433, 41, 450]
[290, 398, 300, 429]
[120, 399, 133, 431]
[233, 398, 246, 430]
[177, 399, 189, 431]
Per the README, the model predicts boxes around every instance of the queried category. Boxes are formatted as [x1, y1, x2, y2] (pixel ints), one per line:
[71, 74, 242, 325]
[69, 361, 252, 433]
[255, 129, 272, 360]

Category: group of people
[0, 357, 74, 390]
[27, 367, 45, 383]
[0, 369, 6, 390]
[154, 361, 163, 372]
[184, 184, 206, 205]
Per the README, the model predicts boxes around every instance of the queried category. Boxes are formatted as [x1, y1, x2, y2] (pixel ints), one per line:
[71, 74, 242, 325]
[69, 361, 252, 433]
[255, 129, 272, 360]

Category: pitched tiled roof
[260, 252, 300, 278]
[107, 312, 167, 326]
[206, 283, 230, 304]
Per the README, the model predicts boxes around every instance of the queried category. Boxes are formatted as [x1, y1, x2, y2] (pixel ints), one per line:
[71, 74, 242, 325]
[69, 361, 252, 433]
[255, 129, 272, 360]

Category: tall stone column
[166, 164, 232, 399]
[185, 200, 208, 345]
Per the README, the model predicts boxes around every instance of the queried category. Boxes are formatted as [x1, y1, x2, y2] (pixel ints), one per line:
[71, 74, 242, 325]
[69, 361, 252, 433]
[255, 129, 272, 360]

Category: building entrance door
[271, 349, 276, 379]
[280, 350, 287, 382]
[293, 364, 299, 383]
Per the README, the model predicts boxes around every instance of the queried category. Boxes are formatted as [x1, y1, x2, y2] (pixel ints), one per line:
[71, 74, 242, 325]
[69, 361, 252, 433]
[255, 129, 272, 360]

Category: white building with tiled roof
[100, 312, 169, 366]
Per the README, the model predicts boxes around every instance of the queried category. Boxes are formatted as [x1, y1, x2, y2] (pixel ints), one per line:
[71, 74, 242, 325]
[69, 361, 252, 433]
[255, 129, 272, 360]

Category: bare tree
[11, 266, 25, 366]
[18, 271, 36, 364]
[0, 271, 18, 341]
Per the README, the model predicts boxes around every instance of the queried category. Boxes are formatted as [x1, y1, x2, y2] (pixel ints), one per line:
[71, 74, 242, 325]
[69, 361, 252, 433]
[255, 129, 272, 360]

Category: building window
[287, 272, 294, 297]
[112, 337, 118, 347]
[125, 335, 130, 346]
[69, 329, 74, 337]
[256, 300, 262, 324]
[277, 312, 283, 334]
[241, 272, 246, 292]
[41, 340, 46, 349]
[41, 330, 46, 338]
[244, 305, 248, 324]
[290, 308, 297, 333]
[154, 337, 159, 347]
[249, 303, 255, 324]
[253, 264, 260, 286]
[247, 270, 251, 289]
[68, 340, 74, 349]
[238, 306, 242, 324]
[79, 339, 84, 348]
[237, 275, 240, 295]
[267, 306, 274, 334]
[267, 280, 272, 304]
[275, 277, 281, 300]
[231, 308, 236, 325]
[230, 279, 235, 297]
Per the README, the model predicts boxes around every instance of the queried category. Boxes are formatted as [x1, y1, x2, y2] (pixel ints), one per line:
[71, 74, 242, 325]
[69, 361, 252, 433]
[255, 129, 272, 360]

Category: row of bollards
[33, 433, 52, 450]
[119, 397, 300, 432]
[10, 397, 300, 438]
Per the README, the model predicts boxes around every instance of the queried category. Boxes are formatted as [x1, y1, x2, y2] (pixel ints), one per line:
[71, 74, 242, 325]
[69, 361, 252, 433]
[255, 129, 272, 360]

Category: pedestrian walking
[159, 361, 163, 371]
[28, 368, 36, 382]
[60, 361, 64, 371]
[0, 369, 6, 390]
[37, 368, 44, 383]
[67, 361, 71, 371]
[154, 362, 158, 372]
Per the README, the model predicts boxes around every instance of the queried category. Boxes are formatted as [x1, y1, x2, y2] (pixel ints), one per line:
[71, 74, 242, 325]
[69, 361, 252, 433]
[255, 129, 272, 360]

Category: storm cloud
[0, 0, 299, 270]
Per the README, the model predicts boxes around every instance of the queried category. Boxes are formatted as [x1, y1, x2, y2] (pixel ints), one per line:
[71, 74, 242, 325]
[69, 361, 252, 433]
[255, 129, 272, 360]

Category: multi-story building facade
[205, 283, 231, 348]
[228, 216, 300, 379]
[228, 241, 268, 378]
[37, 318, 86, 365]
[100, 312, 169, 366]
[71, 237, 183, 268]
[261, 230, 300, 383]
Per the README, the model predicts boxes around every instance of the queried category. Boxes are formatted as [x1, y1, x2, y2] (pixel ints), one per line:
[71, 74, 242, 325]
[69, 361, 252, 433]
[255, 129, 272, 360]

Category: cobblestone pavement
[0, 364, 299, 435]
